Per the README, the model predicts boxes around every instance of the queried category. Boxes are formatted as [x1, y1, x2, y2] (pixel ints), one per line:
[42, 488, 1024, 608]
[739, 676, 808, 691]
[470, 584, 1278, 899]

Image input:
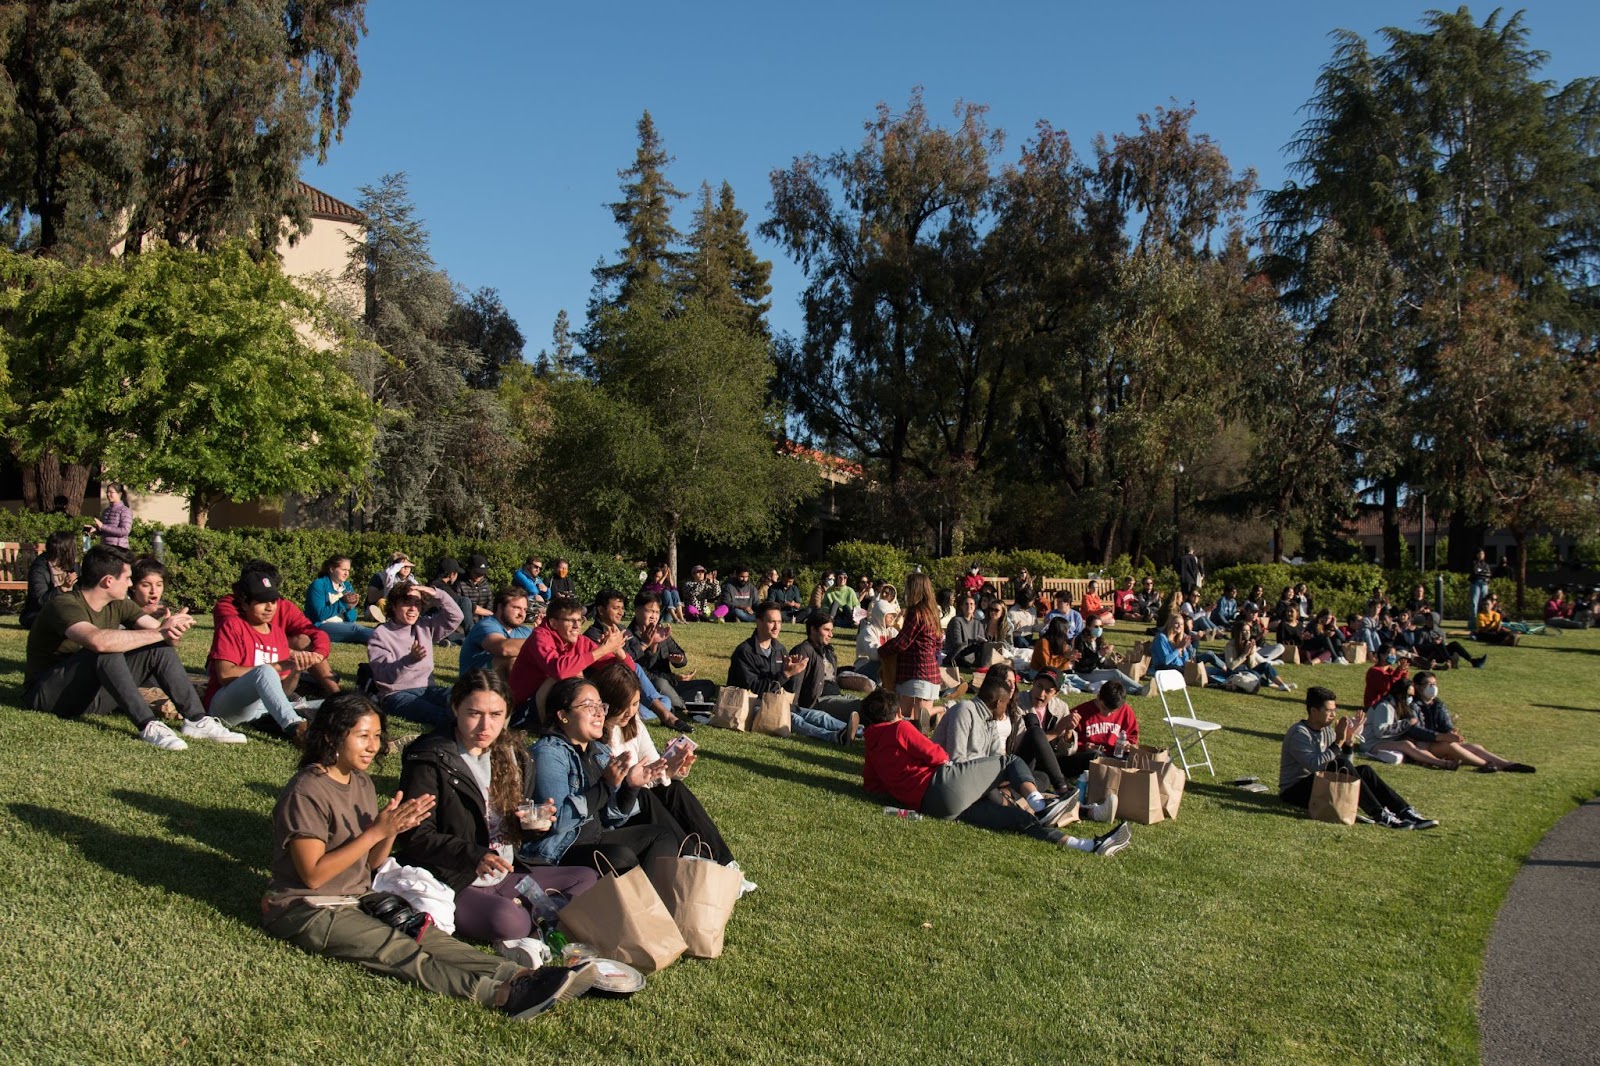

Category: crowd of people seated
[15, 541, 1562, 1018]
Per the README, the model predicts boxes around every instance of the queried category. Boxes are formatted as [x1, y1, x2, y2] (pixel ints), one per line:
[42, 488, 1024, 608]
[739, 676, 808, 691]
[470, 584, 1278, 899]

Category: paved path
[1479, 798, 1600, 1065]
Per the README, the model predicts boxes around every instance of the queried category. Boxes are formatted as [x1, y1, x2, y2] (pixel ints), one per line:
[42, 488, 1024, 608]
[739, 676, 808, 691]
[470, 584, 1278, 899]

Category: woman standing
[86, 483, 133, 548]
[396, 670, 598, 967]
[879, 572, 946, 733]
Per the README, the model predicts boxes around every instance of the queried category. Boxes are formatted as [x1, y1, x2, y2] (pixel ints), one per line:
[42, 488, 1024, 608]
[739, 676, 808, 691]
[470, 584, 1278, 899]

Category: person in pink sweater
[365, 580, 462, 725]
[859, 689, 1129, 856]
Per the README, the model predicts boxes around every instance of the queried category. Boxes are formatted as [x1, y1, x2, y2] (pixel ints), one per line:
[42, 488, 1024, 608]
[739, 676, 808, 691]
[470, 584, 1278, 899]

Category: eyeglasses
[570, 700, 609, 717]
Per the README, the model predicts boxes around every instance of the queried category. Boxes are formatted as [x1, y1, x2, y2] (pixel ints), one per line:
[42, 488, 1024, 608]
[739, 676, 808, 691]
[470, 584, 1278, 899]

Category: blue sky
[304, 1, 1600, 353]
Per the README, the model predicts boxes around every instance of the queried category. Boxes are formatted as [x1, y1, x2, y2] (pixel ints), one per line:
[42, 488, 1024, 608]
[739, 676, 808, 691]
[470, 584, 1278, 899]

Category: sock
[1065, 837, 1094, 852]
[1027, 791, 1047, 812]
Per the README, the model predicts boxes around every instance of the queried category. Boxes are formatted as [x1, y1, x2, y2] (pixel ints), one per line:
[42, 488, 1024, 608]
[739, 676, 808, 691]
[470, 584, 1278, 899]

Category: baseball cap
[468, 553, 490, 577]
[434, 557, 462, 580]
[239, 571, 281, 604]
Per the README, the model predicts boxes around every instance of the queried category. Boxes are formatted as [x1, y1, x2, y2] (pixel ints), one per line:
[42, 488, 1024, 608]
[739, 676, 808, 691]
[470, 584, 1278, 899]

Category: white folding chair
[1152, 668, 1221, 777]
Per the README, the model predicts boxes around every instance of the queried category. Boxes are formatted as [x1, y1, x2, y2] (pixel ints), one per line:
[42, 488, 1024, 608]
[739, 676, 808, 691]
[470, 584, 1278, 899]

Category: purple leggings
[453, 864, 599, 942]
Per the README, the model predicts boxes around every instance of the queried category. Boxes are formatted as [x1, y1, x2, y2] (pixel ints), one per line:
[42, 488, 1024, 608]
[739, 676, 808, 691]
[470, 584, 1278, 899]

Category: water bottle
[1114, 730, 1129, 758]
[1076, 772, 1089, 804]
[151, 531, 166, 561]
[80, 530, 92, 554]
[882, 806, 923, 821]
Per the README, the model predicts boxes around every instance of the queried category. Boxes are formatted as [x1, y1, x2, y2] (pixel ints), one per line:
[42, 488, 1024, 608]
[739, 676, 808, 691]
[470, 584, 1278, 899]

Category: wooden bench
[0, 542, 32, 591]
[992, 576, 1092, 606]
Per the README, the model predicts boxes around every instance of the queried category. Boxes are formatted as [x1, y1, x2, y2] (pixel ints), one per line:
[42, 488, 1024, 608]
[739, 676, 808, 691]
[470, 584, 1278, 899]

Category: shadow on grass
[772, 743, 861, 777]
[1183, 781, 1303, 820]
[1532, 704, 1600, 713]
[1536, 646, 1599, 655]
[699, 749, 863, 800]
[1220, 726, 1294, 744]
[9, 802, 263, 924]
[110, 789, 271, 868]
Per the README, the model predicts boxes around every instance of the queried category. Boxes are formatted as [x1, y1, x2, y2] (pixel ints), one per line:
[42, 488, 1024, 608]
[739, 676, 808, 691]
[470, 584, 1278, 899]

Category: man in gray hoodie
[1279, 686, 1437, 830]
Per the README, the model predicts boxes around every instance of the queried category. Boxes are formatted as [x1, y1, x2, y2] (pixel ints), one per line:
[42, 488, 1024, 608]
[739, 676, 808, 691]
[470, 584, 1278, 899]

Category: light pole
[1172, 461, 1184, 574]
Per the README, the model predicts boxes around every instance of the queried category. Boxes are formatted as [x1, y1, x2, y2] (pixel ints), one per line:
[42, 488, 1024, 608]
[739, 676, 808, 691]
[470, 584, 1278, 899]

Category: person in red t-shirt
[205, 561, 332, 745]
[1362, 643, 1409, 709]
[1111, 577, 1140, 621]
[508, 595, 629, 717]
[1081, 578, 1116, 627]
[859, 689, 1130, 856]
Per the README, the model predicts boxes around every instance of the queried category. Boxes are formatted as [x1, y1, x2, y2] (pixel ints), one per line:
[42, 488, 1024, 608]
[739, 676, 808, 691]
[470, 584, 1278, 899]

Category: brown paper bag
[1125, 744, 1171, 775]
[1086, 757, 1125, 805]
[1343, 641, 1368, 664]
[558, 856, 688, 973]
[1155, 761, 1186, 819]
[1183, 660, 1209, 687]
[646, 836, 743, 959]
[1127, 656, 1150, 686]
[1308, 770, 1360, 826]
[749, 689, 793, 738]
[710, 687, 754, 731]
[980, 642, 1009, 668]
[1282, 644, 1302, 665]
[1115, 766, 1165, 825]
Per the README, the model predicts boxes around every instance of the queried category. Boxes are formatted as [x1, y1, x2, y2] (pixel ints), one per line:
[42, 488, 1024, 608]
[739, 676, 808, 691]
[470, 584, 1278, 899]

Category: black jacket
[394, 729, 541, 891]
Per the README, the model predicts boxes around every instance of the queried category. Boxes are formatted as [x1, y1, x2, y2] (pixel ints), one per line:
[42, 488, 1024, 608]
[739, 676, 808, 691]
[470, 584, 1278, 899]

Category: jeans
[726, 608, 755, 624]
[25, 645, 205, 728]
[208, 663, 303, 730]
[788, 706, 848, 741]
[317, 620, 372, 645]
[1080, 668, 1146, 697]
[380, 686, 453, 726]
[661, 589, 682, 610]
[1468, 581, 1490, 632]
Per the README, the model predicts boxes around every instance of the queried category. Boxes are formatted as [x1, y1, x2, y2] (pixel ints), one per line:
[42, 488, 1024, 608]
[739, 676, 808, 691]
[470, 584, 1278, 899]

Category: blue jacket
[523, 732, 639, 864]
[512, 568, 550, 602]
[1151, 632, 1192, 671]
[1210, 596, 1237, 628]
[305, 575, 358, 625]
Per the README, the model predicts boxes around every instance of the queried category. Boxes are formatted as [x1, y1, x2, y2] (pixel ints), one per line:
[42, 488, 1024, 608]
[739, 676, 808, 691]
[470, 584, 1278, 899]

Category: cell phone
[663, 735, 697, 763]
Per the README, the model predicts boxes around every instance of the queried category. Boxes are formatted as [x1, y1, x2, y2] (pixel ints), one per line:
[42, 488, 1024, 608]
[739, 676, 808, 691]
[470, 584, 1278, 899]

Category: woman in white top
[590, 661, 739, 870]
[853, 598, 901, 685]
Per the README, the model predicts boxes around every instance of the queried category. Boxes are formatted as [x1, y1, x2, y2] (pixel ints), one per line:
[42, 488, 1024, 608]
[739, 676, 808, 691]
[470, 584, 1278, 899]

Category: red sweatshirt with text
[1069, 697, 1140, 750]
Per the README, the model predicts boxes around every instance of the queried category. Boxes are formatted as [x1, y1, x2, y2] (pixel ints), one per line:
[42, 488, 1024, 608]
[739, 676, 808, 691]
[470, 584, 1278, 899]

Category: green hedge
[0, 516, 640, 612]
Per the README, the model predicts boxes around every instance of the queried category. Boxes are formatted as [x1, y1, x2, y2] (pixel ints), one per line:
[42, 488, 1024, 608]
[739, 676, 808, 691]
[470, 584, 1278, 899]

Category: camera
[359, 891, 433, 941]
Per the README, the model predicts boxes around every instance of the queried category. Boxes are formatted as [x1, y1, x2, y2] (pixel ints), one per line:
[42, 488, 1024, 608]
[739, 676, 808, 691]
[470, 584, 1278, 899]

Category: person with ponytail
[395, 670, 598, 967]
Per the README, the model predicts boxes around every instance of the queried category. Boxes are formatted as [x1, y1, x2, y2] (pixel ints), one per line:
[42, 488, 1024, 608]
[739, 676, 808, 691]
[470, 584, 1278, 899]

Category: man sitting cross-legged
[727, 603, 856, 745]
[23, 545, 245, 750]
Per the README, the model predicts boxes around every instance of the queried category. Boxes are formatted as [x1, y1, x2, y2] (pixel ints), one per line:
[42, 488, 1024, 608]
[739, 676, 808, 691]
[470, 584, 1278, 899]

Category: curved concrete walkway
[1479, 798, 1600, 1065]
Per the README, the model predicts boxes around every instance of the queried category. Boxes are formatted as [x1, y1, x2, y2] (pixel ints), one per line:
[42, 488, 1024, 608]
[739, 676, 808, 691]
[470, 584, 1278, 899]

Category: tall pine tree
[682, 180, 773, 338]
[584, 110, 685, 350]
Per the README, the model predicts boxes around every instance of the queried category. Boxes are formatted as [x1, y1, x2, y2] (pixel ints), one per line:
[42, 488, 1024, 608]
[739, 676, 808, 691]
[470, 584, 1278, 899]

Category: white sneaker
[140, 721, 188, 751]
[181, 716, 248, 744]
[494, 937, 551, 968]
[1085, 793, 1118, 823]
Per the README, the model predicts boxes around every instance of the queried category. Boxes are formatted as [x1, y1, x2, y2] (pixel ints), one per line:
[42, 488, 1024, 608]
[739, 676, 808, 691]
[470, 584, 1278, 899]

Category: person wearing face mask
[1359, 676, 1460, 768]
[1280, 686, 1438, 829]
[1071, 621, 1146, 696]
[1362, 642, 1409, 709]
[1408, 672, 1534, 773]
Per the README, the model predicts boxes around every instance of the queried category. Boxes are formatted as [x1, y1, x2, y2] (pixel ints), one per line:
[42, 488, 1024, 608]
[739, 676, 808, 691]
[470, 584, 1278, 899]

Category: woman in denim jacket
[525, 676, 680, 872]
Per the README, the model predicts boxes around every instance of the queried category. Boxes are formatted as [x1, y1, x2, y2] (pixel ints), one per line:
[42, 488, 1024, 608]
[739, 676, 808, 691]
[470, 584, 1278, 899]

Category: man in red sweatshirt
[509, 596, 628, 716]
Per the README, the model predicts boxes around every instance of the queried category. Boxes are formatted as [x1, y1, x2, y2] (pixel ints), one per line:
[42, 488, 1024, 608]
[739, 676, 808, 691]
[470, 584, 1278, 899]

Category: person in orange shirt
[1081, 578, 1115, 627]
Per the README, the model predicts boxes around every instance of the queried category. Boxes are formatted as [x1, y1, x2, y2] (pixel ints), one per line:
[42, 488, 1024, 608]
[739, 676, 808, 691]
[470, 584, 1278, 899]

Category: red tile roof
[298, 182, 363, 224]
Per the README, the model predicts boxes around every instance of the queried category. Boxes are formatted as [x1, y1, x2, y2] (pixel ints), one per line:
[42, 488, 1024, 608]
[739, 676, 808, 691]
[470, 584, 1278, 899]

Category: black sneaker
[1091, 820, 1132, 856]
[1376, 809, 1414, 830]
[1503, 763, 1537, 774]
[1473, 655, 1487, 669]
[1035, 794, 1079, 827]
[1476, 764, 1499, 774]
[668, 717, 696, 734]
[837, 710, 861, 747]
[497, 963, 599, 1021]
[1400, 808, 1439, 830]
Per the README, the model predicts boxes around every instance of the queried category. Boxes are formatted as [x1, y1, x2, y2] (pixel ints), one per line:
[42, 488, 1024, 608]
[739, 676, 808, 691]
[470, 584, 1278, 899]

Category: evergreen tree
[683, 180, 772, 338]
[449, 286, 524, 389]
[585, 110, 685, 344]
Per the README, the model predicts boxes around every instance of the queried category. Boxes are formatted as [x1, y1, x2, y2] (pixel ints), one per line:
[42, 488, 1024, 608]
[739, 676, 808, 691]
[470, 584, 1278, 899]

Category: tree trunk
[60, 462, 90, 516]
[1272, 519, 1285, 564]
[665, 515, 680, 588]
[1512, 526, 1527, 618]
[1381, 479, 1401, 567]
[189, 493, 211, 528]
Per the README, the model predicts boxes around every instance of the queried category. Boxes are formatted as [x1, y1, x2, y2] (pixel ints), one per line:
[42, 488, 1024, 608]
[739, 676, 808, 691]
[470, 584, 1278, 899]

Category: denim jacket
[522, 733, 639, 864]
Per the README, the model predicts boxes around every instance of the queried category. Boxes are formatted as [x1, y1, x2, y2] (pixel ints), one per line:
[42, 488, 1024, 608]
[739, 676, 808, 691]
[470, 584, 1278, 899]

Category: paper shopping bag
[1309, 770, 1360, 826]
[1115, 766, 1166, 825]
[646, 836, 742, 959]
[710, 687, 754, 731]
[1154, 761, 1186, 819]
[1183, 660, 1209, 687]
[1124, 744, 1171, 775]
[558, 856, 687, 973]
[1282, 644, 1302, 665]
[1086, 756, 1125, 806]
[749, 689, 793, 738]
[1343, 641, 1368, 664]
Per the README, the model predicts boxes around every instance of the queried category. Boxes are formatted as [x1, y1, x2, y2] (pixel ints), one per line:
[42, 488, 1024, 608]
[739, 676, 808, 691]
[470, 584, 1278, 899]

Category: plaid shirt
[880, 611, 942, 685]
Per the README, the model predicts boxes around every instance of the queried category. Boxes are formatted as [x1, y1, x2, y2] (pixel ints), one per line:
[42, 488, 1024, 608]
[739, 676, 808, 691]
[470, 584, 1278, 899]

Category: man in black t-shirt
[24, 545, 245, 750]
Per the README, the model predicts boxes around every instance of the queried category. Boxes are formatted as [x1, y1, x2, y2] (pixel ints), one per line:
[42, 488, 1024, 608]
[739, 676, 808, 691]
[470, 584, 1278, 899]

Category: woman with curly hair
[395, 670, 598, 967]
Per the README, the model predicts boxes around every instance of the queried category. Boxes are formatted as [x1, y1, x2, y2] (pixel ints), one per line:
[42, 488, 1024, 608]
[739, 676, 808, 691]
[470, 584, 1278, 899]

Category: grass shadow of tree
[109, 789, 272, 868]
[9, 802, 265, 924]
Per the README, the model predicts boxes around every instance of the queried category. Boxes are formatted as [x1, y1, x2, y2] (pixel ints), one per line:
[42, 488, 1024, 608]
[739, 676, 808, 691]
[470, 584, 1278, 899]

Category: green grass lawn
[1, 615, 1595, 1065]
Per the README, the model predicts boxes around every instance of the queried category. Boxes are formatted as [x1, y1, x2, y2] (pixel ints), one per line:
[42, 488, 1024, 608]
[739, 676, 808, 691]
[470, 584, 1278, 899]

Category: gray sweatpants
[919, 755, 1061, 842]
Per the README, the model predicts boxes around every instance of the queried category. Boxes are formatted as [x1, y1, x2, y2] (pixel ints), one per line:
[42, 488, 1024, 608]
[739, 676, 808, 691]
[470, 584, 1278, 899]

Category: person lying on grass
[205, 560, 338, 747]
[262, 692, 599, 1021]
[860, 688, 1131, 856]
[590, 662, 754, 895]
[1407, 671, 1534, 774]
[394, 669, 599, 970]
[1278, 685, 1439, 830]
[23, 544, 245, 751]
[526, 676, 683, 873]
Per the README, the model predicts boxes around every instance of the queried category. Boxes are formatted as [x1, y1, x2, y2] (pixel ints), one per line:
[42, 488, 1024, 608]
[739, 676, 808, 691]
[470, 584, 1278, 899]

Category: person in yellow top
[1475, 594, 1519, 646]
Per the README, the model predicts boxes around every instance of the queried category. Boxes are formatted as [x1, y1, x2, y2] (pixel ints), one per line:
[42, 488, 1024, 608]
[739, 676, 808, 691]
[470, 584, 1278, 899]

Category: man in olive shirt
[25, 545, 244, 750]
